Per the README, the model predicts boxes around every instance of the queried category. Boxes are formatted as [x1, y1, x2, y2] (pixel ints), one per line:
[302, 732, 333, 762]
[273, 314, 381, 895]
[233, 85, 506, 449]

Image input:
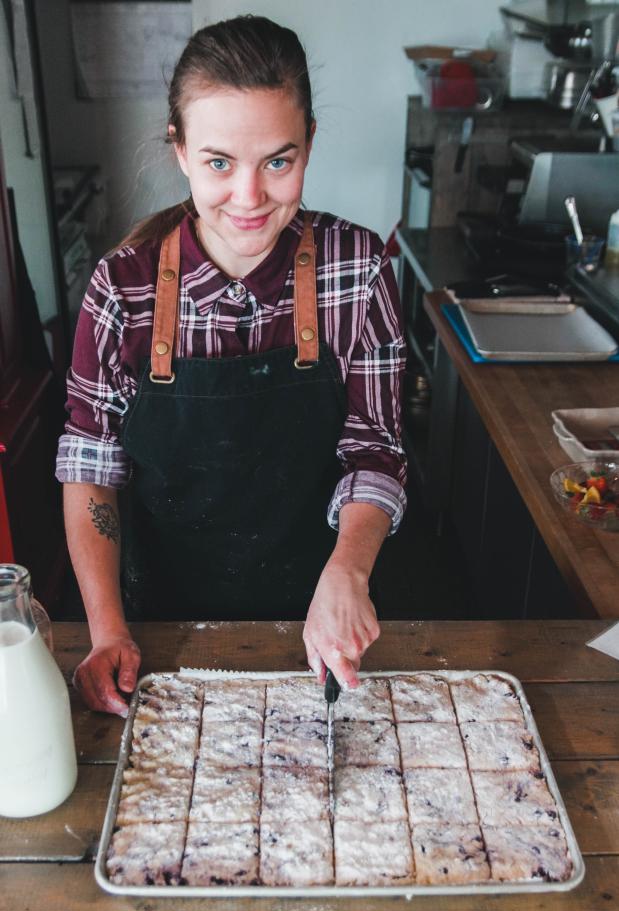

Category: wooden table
[3, 620, 619, 909]
[425, 291, 619, 619]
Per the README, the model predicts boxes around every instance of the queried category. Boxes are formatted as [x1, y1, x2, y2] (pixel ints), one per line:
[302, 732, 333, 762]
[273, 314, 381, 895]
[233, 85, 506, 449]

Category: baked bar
[334, 721, 400, 768]
[397, 722, 467, 770]
[473, 771, 560, 826]
[334, 819, 414, 886]
[130, 720, 199, 773]
[484, 825, 573, 882]
[261, 766, 329, 822]
[116, 770, 192, 825]
[412, 825, 490, 884]
[262, 718, 327, 769]
[461, 721, 541, 772]
[404, 768, 478, 825]
[190, 762, 261, 823]
[181, 822, 259, 885]
[135, 674, 203, 725]
[265, 678, 326, 722]
[260, 818, 334, 886]
[201, 679, 265, 723]
[106, 822, 185, 885]
[450, 674, 524, 724]
[198, 721, 262, 768]
[334, 766, 407, 822]
[390, 674, 456, 723]
[335, 678, 393, 721]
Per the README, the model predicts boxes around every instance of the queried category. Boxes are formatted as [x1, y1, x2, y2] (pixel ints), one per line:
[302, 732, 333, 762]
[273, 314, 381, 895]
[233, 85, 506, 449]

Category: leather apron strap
[149, 211, 319, 382]
[150, 225, 181, 383]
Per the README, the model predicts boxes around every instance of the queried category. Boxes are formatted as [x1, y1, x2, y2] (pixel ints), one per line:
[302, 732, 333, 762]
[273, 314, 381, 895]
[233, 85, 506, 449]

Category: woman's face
[174, 87, 314, 277]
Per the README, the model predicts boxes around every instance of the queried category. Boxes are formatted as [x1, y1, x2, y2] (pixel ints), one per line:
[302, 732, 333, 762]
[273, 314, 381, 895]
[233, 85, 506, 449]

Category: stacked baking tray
[95, 669, 584, 898]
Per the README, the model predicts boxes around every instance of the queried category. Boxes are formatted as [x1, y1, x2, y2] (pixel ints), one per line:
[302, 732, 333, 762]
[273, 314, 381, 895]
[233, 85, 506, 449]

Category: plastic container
[552, 407, 619, 462]
[415, 59, 505, 112]
[605, 208, 619, 268]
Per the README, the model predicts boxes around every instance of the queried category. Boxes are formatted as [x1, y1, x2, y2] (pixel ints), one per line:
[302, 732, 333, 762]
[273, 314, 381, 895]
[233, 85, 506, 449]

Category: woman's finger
[118, 643, 141, 693]
[327, 650, 359, 690]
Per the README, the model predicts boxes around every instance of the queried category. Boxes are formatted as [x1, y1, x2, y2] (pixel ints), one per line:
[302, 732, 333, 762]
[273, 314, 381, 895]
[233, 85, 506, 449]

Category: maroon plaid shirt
[56, 209, 407, 532]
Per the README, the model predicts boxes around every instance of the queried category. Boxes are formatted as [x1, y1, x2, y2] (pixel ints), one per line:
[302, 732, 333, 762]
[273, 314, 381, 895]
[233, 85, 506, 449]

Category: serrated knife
[325, 669, 341, 823]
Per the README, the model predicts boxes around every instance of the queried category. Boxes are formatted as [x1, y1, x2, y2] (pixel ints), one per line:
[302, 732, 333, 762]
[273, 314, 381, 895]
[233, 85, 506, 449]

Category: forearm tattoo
[87, 498, 120, 543]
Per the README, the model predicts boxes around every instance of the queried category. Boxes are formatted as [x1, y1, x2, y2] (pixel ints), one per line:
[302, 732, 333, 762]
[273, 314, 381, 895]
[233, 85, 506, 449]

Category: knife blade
[325, 669, 340, 823]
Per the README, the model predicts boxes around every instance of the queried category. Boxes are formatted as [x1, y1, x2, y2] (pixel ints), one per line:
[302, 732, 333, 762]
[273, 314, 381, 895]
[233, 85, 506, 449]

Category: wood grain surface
[424, 291, 619, 620]
[2, 621, 618, 909]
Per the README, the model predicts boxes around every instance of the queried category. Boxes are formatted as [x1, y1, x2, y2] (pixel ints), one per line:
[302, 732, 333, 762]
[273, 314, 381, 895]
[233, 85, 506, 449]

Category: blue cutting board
[441, 303, 619, 365]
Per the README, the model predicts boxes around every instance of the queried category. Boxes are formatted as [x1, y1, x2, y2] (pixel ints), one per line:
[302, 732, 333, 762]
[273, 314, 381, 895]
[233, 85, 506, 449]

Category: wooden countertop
[425, 291, 619, 619]
[2, 620, 619, 910]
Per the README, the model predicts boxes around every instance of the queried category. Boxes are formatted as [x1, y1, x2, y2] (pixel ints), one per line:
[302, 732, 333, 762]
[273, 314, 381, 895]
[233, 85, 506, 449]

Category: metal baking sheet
[458, 303, 618, 361]
[95, 669, 585, 899]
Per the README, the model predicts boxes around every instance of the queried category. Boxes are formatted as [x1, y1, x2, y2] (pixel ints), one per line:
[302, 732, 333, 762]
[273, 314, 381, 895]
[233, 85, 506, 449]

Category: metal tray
[458, 303, 618, 361]
[95, 669, 585, 899]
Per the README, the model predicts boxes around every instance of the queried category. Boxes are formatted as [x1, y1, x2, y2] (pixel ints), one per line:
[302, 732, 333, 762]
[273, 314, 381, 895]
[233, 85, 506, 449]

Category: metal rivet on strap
[297, 252, 311, 266]
[154, 341, 169, 356]
[161, 268, 176, 281]
[300, 327, 315, 342]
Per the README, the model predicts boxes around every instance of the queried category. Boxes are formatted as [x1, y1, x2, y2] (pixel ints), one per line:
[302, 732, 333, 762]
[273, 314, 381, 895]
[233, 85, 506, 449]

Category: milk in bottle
[0, 564, 77, 817]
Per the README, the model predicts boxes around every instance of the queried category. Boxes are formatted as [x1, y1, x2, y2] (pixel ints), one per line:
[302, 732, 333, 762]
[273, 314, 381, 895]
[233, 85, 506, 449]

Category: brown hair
[118, 15, 313, 251]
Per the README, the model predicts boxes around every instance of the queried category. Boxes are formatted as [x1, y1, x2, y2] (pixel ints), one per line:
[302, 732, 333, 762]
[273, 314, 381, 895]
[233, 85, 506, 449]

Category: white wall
[36, 0, 503, 247]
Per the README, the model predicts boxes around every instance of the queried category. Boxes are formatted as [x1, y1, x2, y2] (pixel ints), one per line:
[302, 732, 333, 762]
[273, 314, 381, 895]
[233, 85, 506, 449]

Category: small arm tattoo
[87, 498, 120, 543]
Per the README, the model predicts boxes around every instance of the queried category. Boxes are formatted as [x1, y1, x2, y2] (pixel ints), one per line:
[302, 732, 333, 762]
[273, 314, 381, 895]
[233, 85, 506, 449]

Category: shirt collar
[179, 210, 304, 314]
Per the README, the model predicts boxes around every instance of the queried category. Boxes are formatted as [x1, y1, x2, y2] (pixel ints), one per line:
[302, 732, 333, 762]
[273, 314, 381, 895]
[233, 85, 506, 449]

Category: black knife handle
[325, 668, 341, 704]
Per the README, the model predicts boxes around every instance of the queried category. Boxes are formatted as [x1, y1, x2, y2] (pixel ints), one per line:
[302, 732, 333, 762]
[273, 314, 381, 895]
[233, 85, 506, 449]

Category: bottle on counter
[605, 208, 619, 269]
[0, 564, 77, 817]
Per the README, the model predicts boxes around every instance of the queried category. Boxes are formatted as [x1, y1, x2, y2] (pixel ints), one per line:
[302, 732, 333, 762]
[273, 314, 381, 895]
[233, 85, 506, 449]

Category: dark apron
[119, 214, 347, 620]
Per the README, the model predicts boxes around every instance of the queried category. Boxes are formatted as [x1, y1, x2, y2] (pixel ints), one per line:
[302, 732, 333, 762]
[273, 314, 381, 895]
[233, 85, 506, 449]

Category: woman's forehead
[182, 86, 306, 149]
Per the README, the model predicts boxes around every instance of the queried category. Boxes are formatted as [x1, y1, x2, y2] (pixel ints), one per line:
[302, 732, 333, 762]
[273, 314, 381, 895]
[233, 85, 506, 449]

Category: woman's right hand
[73, 635, 141, 717]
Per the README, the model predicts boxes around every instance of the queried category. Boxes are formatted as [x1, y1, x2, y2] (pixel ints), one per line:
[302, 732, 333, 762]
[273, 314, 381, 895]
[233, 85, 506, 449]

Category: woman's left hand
[303, 560, 381, 690]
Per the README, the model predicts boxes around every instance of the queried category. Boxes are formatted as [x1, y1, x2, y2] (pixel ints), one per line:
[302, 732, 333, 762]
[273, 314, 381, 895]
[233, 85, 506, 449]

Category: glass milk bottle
[0, 564, 77, 817]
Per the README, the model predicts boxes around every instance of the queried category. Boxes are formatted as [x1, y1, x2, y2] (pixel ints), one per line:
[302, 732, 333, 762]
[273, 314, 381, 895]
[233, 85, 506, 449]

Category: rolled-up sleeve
[328, 245, 407, 535]
[55, 259, 134, 488]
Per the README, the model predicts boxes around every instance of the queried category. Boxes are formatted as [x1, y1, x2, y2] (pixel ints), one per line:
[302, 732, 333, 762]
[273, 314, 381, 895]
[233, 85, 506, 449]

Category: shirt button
[229, 281, 246, 301]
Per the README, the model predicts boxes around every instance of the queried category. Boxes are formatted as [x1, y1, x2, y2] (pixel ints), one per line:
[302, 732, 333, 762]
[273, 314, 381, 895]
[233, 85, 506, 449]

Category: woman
[56, 15, 406, 716]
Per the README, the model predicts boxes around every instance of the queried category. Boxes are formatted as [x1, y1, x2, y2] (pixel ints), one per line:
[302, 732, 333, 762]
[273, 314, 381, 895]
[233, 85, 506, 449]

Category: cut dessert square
[404, 768, 478, 825]
[130, 720, 199, 772]
[397, 722, 467, 770]
[472, 771, 560, 826]
[412, 824, 490, 884]
[262, 718, 327, 769]
[201, 680, 265, 723]
[198, 721, 263, 768]
[261, 766, 329, 822]
[335, 678, 393, 721]
[390, 674, 456, 723]
[135, 674, 203, 725]
[484, 825, 573, 882]
[334, 766, 407, 822]
[450, 674, 524, 724]
[260, 818, 334, 886]
[334, 819, 414, 886]
[189, 762, 261, 823]
[106, 822, 185, 885]
[265, 678, 327, 722]
[461, 721, 541, 772]
[334, 721, 400, 768]
[116, 770, 192, 825]
[181, 822, 259, 885]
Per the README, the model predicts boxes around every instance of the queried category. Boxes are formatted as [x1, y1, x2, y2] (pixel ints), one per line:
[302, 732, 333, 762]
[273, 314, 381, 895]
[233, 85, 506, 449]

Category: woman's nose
[230, 169, 266, 210]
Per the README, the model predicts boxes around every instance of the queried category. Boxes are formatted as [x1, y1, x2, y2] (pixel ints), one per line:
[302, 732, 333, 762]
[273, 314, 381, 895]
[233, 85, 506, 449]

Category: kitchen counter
[425, 291, 619, 619]
[2, 619, 619, 909]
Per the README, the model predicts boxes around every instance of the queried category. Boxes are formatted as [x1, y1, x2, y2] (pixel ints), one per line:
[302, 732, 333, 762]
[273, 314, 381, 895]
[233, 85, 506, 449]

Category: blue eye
[209, 159, 230, 171]
[267, 158, 288, 171]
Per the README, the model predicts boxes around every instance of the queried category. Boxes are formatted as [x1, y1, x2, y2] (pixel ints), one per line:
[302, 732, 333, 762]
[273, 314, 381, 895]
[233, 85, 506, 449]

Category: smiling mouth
[227, 212, 271, 230]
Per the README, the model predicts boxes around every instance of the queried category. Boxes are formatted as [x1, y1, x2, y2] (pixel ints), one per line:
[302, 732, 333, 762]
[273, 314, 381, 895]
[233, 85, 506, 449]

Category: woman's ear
[169, 126, 189, 178]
